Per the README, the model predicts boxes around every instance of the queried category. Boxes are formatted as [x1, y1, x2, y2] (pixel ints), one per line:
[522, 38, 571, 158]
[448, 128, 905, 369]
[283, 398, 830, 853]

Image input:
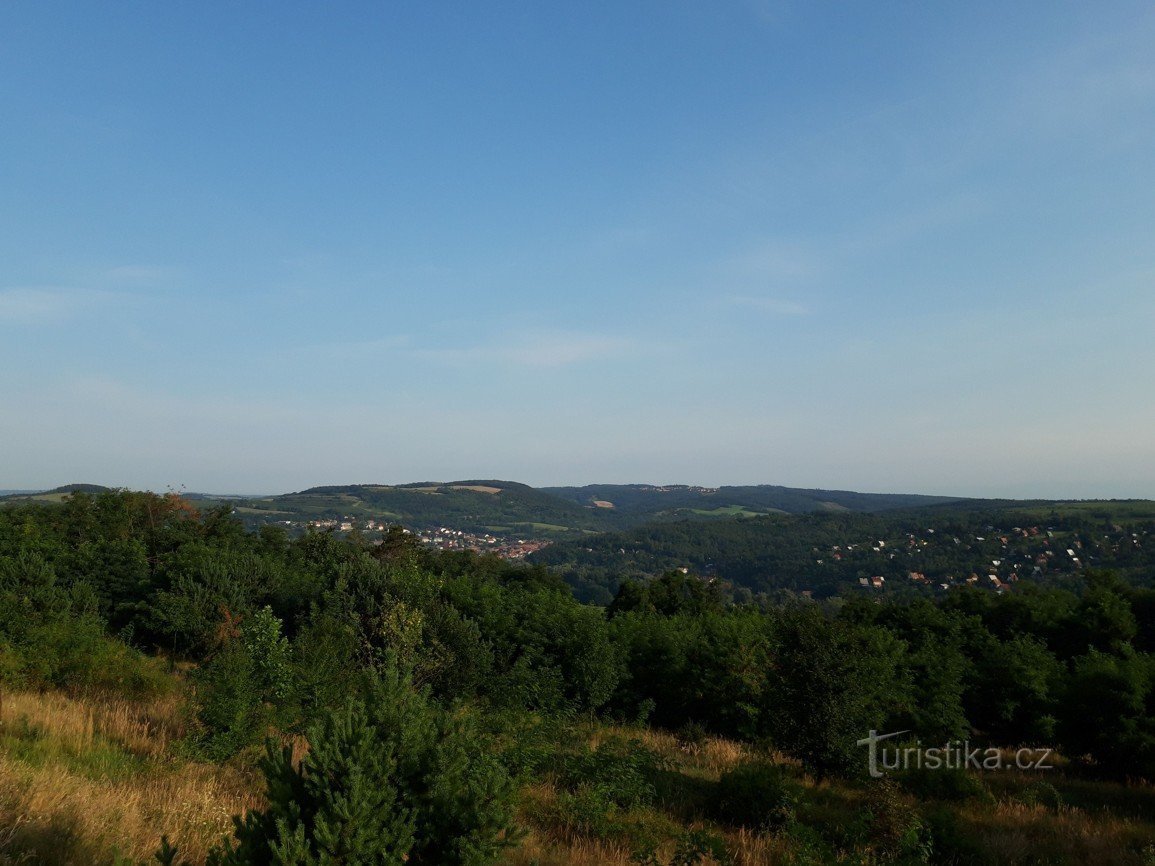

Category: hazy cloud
[0, 287, 121, 324]
[102, 265, 180, 287]
[419, 331, 638, 368]
[726, 295, 810, 315]
[294, 335, 414, 360]
[726, 240, 821, 282]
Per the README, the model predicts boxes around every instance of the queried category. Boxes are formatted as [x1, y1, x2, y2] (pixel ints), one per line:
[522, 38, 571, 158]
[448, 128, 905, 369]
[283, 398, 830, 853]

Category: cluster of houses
[413, 527, 549, 559]
[845, 520, 1150, 594]
[297, 518, 551, 560]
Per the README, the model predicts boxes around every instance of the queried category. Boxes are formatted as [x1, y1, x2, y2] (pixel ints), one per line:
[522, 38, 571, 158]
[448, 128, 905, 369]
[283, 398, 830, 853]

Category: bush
[631, 829, 732, 866]
[192, 607, 295, 758]
[559, 737, 665, 809]
[191, 641, 270, 759]
[556, 785, 625, 840]
[0, 613, 172, 699]
[493, 713, 570, 780]
[858, 780, 932, 864]
[198, 667, 519, 865]
[896, 766, 991, 803]
[714, 761, 799, 831]
[676, 720, 709, 750]
[1016, 779, 1064, 810]
[921, 805, 995, 866]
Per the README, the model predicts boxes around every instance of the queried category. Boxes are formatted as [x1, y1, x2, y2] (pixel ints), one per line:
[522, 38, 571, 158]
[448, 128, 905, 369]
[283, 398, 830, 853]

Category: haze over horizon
[3, 2, 1154, 500]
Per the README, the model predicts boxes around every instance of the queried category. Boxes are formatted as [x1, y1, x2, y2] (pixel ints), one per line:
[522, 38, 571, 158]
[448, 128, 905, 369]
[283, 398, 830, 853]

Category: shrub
[714, 761, 799, 831]
[192, 607, 294, 758]
[197, 667, 518, 865]
[493, 713, 569, 781]
[556, 785, 625, 840]
[559, 738, 665, 809]
[1016, 779, 1064, 810]
[676, 720, 709, 750]
[631, 829, 732, 866]
[921, 805, 995, 866]
[0, 613, 171, 699]
[192, 641, 269, 759]
[858, 780, 932, 864]
[896, 766, 991, 803]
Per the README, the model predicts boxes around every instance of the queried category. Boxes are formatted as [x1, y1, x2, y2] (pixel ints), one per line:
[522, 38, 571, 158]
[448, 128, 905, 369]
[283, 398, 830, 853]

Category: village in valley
[838, 518, 1150, 594]
[299, 517, 552, 560]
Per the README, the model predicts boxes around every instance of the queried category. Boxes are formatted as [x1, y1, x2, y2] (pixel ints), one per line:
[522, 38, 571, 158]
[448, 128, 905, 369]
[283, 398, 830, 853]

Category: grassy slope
[541, 484, 966, 520]
[180, 481, 979, 537]
[506, 721, 1155, 866]
[212, 481, 614, 537]
[1, 684, 1154, 864]
[0, 687, 258, 865]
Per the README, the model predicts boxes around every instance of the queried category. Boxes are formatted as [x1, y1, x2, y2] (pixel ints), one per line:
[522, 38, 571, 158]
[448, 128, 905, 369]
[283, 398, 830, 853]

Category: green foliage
[0, 547, 169, 699]
[290, 609, 362, 720]
[559, 738, 665, 809]
[631, 829, 732, 866]
[193, 640, 270, 759]
[320, 557, 494, 702]
[1067, 585, 1139, 656]
[1058, 650, 1155, 778]
[488, 712, 571, 780]
[148, 546, 278, 655]
[204, 667, 518, 865]
[871, 600, 970, 742]
[1016, 779, 1064, 810]
[608, 572, 725, 618]
[896, 766, 991, 803]
[609, 609, 773, 739]
[241, 605, 292, 702]
[714, 761, 799, 830]
[856, 780, 933, 864]
[920, 806, 996, 866]
[554, 785, 627, 840]
[766, 608, 906, 779]
[443, 575, 620, 713]
[61, 537, 150, 628]
[962, 629, 1061, 745]
[193, 607, 293, 758]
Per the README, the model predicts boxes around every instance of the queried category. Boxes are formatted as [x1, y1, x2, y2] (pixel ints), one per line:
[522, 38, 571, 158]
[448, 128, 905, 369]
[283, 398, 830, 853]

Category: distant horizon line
[3, 480, 1153, 505]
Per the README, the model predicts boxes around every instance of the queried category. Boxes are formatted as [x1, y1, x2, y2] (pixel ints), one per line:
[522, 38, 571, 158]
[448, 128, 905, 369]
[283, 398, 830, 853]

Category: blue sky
[2, 1, 1154, 497]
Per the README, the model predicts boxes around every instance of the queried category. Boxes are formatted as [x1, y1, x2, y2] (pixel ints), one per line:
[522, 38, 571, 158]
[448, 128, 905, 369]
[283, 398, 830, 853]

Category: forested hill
[227, 480, 610, 536]
[531, 501, 1155, 603]
[102, 480, 977, 537]
[0, 483, 113, 503]
[212, 480, 970, 535]
[542, 483, 964, 520]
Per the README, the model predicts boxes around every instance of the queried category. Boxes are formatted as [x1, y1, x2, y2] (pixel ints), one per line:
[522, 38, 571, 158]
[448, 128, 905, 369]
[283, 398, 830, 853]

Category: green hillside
[218, 480, 612, 537]
[542, 483, 965, 523]
[225, 481, 971, 536]
[0, 483, 113, 504]
[532, 502, 1155, 603]
[4, 489, 1155, 864]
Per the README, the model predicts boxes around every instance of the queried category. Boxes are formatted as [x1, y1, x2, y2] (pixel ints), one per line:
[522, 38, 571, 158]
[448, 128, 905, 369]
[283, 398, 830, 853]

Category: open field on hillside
[0, 689, 259, 865]
[2, 686, 1154, 865]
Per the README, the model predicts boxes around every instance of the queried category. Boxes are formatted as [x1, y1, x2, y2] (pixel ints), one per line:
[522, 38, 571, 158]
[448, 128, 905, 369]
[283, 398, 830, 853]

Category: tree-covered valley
[2, 487, 1155, 863]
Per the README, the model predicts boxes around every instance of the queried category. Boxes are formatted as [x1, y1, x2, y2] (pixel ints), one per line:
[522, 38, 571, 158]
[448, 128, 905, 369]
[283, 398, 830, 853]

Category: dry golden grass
[587, 722, 761, 779]
[0, 688, 186, 760]
[502, 828, 637, 866]
[0, 690, 259, 865]
[960, 797, 1155, 866]
[3, 688, 1155, 865]
[719, 827, 796, 866]
[0, 752, 258, 864]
